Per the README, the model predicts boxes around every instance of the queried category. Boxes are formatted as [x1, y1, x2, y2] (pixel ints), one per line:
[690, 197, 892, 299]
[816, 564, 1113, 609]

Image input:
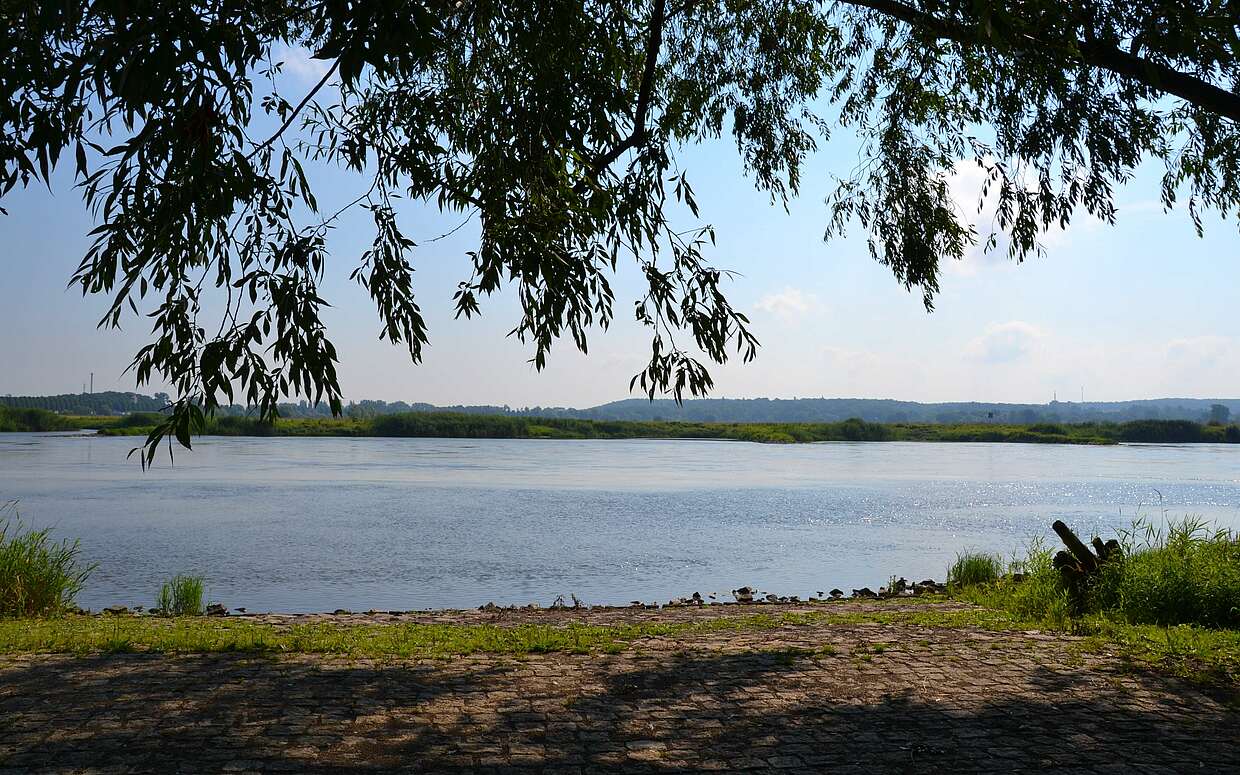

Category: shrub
[947, 552, 1004, 589]
[0, 407, 72, 432]
[0, 507, 94, 617]
[156, 574, 205, 616]
[114, 412, 166, 428]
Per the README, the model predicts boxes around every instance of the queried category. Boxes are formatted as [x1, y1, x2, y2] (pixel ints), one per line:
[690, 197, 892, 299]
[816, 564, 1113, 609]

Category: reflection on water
[1, 433, 1237, 612]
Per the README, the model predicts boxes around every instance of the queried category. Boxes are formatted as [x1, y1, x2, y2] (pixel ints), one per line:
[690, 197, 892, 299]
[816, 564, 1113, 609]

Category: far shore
[5, 407, 1239, 445]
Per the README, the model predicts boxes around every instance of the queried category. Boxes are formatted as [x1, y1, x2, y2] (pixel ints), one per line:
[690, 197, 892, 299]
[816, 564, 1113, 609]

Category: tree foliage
[2, 0, 1238, 461]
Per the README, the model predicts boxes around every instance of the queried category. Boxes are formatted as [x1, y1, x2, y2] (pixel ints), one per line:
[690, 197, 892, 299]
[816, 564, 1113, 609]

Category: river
[1, 433, 1237, 612]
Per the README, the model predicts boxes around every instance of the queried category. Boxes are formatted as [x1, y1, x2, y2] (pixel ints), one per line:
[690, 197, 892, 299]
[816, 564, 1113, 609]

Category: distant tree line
[94, 413, 1240, 446]
[0, 392, 169, 415]
[6, 393, 1238, 426]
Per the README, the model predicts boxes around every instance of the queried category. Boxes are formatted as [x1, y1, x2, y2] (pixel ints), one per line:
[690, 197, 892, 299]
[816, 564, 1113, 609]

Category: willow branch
[841, 0, 1240, 123]
[249, 58, 340, 159]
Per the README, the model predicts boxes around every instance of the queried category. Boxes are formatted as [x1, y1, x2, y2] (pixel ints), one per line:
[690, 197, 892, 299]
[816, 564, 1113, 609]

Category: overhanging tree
[2, 0, 1237, 461]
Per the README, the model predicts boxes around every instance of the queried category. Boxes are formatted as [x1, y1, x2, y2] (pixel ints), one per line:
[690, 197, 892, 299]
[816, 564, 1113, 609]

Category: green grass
[0, 612, 793, 658]
[0, 508, 95, 617]
[155, 574, 205, 616]
[947, 552, 1005, 590]
[1092, 519, 1240, 628]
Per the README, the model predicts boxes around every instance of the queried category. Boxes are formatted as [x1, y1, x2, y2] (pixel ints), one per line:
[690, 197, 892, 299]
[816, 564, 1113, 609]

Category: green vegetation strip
[86, 411, 1240, 445]
[3, 403, 1238, 443]
[0, 613, 788, 658]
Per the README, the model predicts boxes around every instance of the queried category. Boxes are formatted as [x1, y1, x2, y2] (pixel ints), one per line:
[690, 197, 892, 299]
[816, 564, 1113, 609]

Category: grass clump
[156, 574, 205, 617]
[0, 506, 94, 617]
[947, 552, 1005, 590]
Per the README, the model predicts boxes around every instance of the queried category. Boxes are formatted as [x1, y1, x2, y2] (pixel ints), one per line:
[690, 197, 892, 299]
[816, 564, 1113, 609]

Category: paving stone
[0, 600, 1234, 773]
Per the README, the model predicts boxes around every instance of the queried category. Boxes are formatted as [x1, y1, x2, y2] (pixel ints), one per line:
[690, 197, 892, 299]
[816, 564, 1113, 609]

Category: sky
[2, 57, 1237, 408]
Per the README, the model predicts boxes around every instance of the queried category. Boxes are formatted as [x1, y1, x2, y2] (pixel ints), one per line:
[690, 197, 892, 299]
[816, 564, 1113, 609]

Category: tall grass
[1092, 518, 1240, 628]
[156, 574, 205, 616]
[0, 504, 94, 617]
[958, 518, 1240, 630]
[947, 552, 1004, 589]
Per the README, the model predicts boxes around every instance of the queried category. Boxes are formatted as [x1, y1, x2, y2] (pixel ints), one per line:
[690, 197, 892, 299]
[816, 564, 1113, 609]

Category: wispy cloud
[964, 320, 1045, 364]
[1163, 335, 1234, 368]
[754, 287, 822, 323]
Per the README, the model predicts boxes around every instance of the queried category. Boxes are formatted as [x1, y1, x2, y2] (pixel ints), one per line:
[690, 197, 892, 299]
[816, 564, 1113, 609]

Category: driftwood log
[1052, 520, 1121, 610]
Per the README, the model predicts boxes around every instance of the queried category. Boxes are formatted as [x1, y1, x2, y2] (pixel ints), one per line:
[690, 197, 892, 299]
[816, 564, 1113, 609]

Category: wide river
[1, 433, 1237, 612]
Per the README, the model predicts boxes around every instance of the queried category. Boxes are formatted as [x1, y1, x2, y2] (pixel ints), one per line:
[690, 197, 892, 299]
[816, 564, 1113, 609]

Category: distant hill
[557, 397, 1240, 424]
[5, 392, 1237, 425]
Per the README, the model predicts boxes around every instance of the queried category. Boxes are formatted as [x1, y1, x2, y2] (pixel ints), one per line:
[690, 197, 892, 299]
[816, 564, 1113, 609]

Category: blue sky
[2, 58, 1237, 407]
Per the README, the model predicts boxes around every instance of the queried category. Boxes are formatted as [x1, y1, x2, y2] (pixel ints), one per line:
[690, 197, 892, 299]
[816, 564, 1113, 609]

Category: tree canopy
[3, 0, 1238, 461]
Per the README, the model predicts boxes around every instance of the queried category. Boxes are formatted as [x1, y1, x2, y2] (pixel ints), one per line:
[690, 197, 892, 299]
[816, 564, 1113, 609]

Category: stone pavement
[1, 601, 1235, 774]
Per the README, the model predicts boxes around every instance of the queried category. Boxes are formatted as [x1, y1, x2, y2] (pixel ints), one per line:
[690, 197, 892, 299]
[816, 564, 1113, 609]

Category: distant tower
[90, 373, 94, 394]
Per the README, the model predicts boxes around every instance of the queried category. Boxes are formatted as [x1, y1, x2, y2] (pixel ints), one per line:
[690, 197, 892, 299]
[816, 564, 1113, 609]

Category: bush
[947, 552, 1004, 589]
[156, 574, 205, 616]
[0, 406, 73, 432]
[114, 412, 166, 428]
[0, 507, 94, 617]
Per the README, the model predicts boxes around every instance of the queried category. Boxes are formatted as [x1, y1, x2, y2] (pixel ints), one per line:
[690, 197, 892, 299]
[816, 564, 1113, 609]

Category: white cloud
[943, 159, 1106, 275]
[964, 321, 1045, 364]
[753, 287, 822, 323]
[275, 44, 338, 84]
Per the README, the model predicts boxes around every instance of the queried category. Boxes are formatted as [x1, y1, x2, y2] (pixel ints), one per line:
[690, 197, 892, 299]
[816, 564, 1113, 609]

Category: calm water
[1, 433, 1238, 612]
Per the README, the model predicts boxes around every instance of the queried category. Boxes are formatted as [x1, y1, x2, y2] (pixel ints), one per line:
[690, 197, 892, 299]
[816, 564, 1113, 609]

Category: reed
[155, 574, 205, 617]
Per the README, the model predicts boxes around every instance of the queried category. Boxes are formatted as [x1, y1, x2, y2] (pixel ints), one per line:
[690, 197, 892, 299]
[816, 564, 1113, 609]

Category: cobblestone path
[1, 602, 1235, 773]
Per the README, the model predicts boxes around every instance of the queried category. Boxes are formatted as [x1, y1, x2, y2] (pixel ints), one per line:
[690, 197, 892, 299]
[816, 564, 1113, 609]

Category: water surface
[1, 433, 1237, 612]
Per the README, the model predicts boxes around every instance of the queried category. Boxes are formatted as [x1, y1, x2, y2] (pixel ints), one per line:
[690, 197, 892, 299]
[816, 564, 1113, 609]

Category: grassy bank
[950, 518, 1240, 688]
[1, 603, 1235, 694]
[91, 412, 1240, 445]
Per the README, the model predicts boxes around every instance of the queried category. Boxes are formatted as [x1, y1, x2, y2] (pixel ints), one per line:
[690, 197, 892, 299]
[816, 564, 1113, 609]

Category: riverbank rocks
[829, 589, 844, 599]
[851, 587, 878, 599]
[102, 605, 129, 616]
[913, 579, 946, 595]
[205, 603, 227, 617]
[732, 586, 755, 603]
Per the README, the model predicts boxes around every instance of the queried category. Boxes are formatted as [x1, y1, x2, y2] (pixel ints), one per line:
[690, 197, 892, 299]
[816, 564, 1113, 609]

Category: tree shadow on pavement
[0, 644, 1234, 773]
